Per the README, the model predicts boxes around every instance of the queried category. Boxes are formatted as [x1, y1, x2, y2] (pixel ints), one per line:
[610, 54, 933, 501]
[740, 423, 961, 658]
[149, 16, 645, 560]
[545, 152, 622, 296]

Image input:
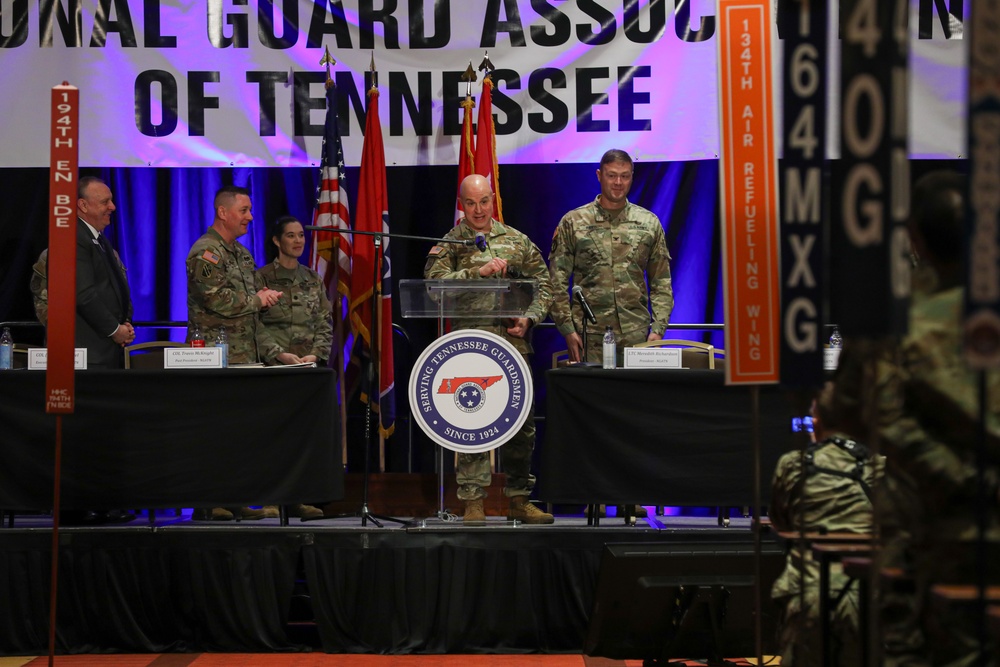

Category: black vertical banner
[779, 0, 827, 387]
[964, 2, 1000, 369]
[832, 0, 910, 336]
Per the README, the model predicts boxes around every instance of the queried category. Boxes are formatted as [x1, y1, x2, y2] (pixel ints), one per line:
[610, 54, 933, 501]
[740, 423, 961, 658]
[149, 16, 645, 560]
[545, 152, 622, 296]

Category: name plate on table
[824, 348, 841, 371]
[623, 347, 682, 369]
[164, 347, 223, 369]
[27, 348, 88, 370]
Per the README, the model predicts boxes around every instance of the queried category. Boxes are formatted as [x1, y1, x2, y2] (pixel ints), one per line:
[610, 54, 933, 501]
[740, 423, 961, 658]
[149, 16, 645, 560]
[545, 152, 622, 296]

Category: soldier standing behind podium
[186, 185, 282, 364]
[548, 149, 673, 364]
[424, 174, 555, 525]
[76, 176, 134, 368]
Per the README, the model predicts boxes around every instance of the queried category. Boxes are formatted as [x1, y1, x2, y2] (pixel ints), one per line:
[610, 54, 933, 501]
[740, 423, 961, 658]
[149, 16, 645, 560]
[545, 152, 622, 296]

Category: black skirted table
[0, 367, 342, 510]
[538, 367, 794, 506]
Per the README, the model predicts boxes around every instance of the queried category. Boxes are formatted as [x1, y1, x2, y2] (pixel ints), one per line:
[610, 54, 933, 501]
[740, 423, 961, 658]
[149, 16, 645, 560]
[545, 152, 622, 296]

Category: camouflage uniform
[836, 286, 1000, 667]
[424, 218, 553, 500]
[548, 196, 673, 362]
[30, 249, 48, 327]
[186, 228, 279, 364]
[256, 260, 333, 365]
[770, 435, 884, 666]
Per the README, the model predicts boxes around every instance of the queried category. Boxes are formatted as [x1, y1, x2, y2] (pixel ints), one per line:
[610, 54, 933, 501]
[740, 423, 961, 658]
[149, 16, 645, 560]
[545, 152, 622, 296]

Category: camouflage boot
[463, 499, 486, 523]
[508, 496, 554, 524]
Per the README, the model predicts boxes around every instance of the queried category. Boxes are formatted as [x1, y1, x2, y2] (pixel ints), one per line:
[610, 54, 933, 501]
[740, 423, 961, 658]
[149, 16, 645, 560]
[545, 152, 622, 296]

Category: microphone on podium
[474, 232, 488, 252]
[572, 285, 598, 324]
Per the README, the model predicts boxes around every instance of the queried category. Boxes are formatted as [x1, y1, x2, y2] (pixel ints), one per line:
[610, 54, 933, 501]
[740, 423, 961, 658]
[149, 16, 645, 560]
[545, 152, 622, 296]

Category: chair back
[631, 339, 726, 370]
[124, 341, 186, 370]
[12, 343, 37, 369]
[551, 349, 570, 369]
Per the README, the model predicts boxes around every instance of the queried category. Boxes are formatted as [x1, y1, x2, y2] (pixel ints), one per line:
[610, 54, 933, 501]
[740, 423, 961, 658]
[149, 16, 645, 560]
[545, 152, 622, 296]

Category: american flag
[350, 85, 395, 438]
[309, 82, 353, 370]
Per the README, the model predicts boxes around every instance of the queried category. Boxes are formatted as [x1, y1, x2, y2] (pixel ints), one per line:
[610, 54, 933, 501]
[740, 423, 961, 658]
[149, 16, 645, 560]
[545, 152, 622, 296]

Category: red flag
[350, 86, 395, 437]
[474, 75, 503, 222]
[455, 95, 476, 224]
[309, 82, 353, 369]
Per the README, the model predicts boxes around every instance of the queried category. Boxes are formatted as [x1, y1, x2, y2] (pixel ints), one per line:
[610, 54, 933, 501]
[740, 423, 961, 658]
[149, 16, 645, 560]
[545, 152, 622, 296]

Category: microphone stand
[305, 225, 470, 527]
[574, 288, 599, 365]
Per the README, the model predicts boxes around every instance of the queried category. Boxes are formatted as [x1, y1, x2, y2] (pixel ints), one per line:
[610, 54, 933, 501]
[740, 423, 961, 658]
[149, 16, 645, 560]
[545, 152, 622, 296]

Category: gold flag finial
[320, 47, 337, 87]
[461, 62, 477, 98]
[319, 46, 336, 68]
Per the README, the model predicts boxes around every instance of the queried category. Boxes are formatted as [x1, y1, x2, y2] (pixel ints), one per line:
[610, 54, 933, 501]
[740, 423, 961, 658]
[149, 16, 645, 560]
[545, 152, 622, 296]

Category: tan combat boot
[289, 504, 324, 520]
[508, 496, 554, 524]
[261, 505, 280, 519]
[232, 507, 267, 520]
[463, 498, 486, 523]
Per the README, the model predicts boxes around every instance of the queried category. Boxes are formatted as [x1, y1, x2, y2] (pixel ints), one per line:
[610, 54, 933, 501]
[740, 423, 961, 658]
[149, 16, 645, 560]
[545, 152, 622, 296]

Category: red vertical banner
[46, 84, 79, 414]
[474, 75, 503, 222]
[717, 0, 780, 385]
[455, 94, 476, 224]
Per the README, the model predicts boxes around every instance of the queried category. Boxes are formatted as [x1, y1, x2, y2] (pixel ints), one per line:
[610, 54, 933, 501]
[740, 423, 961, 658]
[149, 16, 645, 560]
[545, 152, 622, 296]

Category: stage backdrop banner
[0, 0, 968, 167]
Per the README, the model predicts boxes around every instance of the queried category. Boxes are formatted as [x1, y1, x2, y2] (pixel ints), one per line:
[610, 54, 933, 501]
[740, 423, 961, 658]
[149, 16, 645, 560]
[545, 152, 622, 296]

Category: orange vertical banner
[717, 0, 780, 385]
[46, 84, 79, 413]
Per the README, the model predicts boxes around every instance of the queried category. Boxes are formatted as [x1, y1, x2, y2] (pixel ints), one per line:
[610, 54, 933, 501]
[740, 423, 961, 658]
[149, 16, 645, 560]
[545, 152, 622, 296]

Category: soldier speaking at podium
[424, 174, 555, 524]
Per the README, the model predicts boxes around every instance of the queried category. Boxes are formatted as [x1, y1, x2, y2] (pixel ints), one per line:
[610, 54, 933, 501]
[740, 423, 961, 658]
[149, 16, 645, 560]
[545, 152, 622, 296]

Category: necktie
[97, 234, 128, 317]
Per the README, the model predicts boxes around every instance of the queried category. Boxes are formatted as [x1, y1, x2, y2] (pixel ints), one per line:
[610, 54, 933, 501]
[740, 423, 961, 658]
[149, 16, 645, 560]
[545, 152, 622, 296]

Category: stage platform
[0, 510, 782, 659]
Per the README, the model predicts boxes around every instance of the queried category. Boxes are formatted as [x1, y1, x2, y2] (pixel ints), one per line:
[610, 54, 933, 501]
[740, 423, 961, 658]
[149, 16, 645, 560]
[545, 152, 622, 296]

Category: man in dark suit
[76, 176, 134, 368]
[63, 177, 138, 525]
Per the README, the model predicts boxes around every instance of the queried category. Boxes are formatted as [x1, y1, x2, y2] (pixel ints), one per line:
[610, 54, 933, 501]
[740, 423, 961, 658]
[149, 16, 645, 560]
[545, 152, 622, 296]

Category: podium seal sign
[409, 330, 533, 454]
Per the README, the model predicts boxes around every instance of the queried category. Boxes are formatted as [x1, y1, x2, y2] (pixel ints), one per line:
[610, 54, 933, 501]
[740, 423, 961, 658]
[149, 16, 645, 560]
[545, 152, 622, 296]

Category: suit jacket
[76, 219, 132, 368]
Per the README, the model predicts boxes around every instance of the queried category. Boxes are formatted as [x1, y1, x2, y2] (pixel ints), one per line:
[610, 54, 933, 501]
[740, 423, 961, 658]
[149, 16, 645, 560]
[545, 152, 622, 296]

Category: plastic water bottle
[190, 325, 205, 348]
[602, 326, 616, 369]
[0, 327, 12, 370]
[214, 327, 229, 368]
[829, 326, 842, 348]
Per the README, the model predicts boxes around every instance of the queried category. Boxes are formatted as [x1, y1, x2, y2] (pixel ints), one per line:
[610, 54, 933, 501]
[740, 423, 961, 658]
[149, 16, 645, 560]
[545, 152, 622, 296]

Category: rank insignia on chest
[201, 250, 220, 265]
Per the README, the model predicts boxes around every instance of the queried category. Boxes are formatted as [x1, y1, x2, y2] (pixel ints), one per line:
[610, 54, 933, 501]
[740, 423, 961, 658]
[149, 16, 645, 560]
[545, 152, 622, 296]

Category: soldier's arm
[547, 218, 575, 336]
[768, 453, 802, 533]
[311, 286, 334, 364]
[875, 349, 994, 504]
[424, 242, 475, 280]
[646, 223, 673, 336]
[521, 239, 554, 325]
[187, 250, 262, 318]
[256, 321, 282, 364]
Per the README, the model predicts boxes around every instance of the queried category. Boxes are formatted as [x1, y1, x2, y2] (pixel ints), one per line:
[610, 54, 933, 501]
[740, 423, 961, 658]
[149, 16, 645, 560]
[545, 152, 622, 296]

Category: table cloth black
[0, 368, 341, 510]
[538, 367, 794, 506]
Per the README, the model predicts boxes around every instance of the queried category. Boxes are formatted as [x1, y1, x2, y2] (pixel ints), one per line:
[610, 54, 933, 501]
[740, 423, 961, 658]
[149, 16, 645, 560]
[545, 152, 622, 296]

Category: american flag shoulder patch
[428, 245, 443, 255]
[201, 250, 220, 265]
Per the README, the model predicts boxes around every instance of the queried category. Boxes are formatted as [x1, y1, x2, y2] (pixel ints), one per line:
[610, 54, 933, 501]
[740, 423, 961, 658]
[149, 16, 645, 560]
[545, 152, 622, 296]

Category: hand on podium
[506, 317, 530, 339]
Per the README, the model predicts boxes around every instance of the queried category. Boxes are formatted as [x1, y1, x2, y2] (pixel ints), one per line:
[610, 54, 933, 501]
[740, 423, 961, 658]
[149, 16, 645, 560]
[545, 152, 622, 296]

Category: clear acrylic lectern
[399, 278, 538, 522]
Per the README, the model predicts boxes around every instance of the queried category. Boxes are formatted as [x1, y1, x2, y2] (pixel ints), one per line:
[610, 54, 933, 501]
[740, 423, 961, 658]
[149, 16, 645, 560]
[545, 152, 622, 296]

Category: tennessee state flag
[474, 75, 503, 222]
[455, 94, 476, 224]
[309, 81, 353, 370]
[350, 85, 395, 437]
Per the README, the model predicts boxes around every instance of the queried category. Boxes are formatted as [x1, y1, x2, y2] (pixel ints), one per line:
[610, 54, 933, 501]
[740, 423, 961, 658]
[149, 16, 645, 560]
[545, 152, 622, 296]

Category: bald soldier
[424, 174, 555, 525]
